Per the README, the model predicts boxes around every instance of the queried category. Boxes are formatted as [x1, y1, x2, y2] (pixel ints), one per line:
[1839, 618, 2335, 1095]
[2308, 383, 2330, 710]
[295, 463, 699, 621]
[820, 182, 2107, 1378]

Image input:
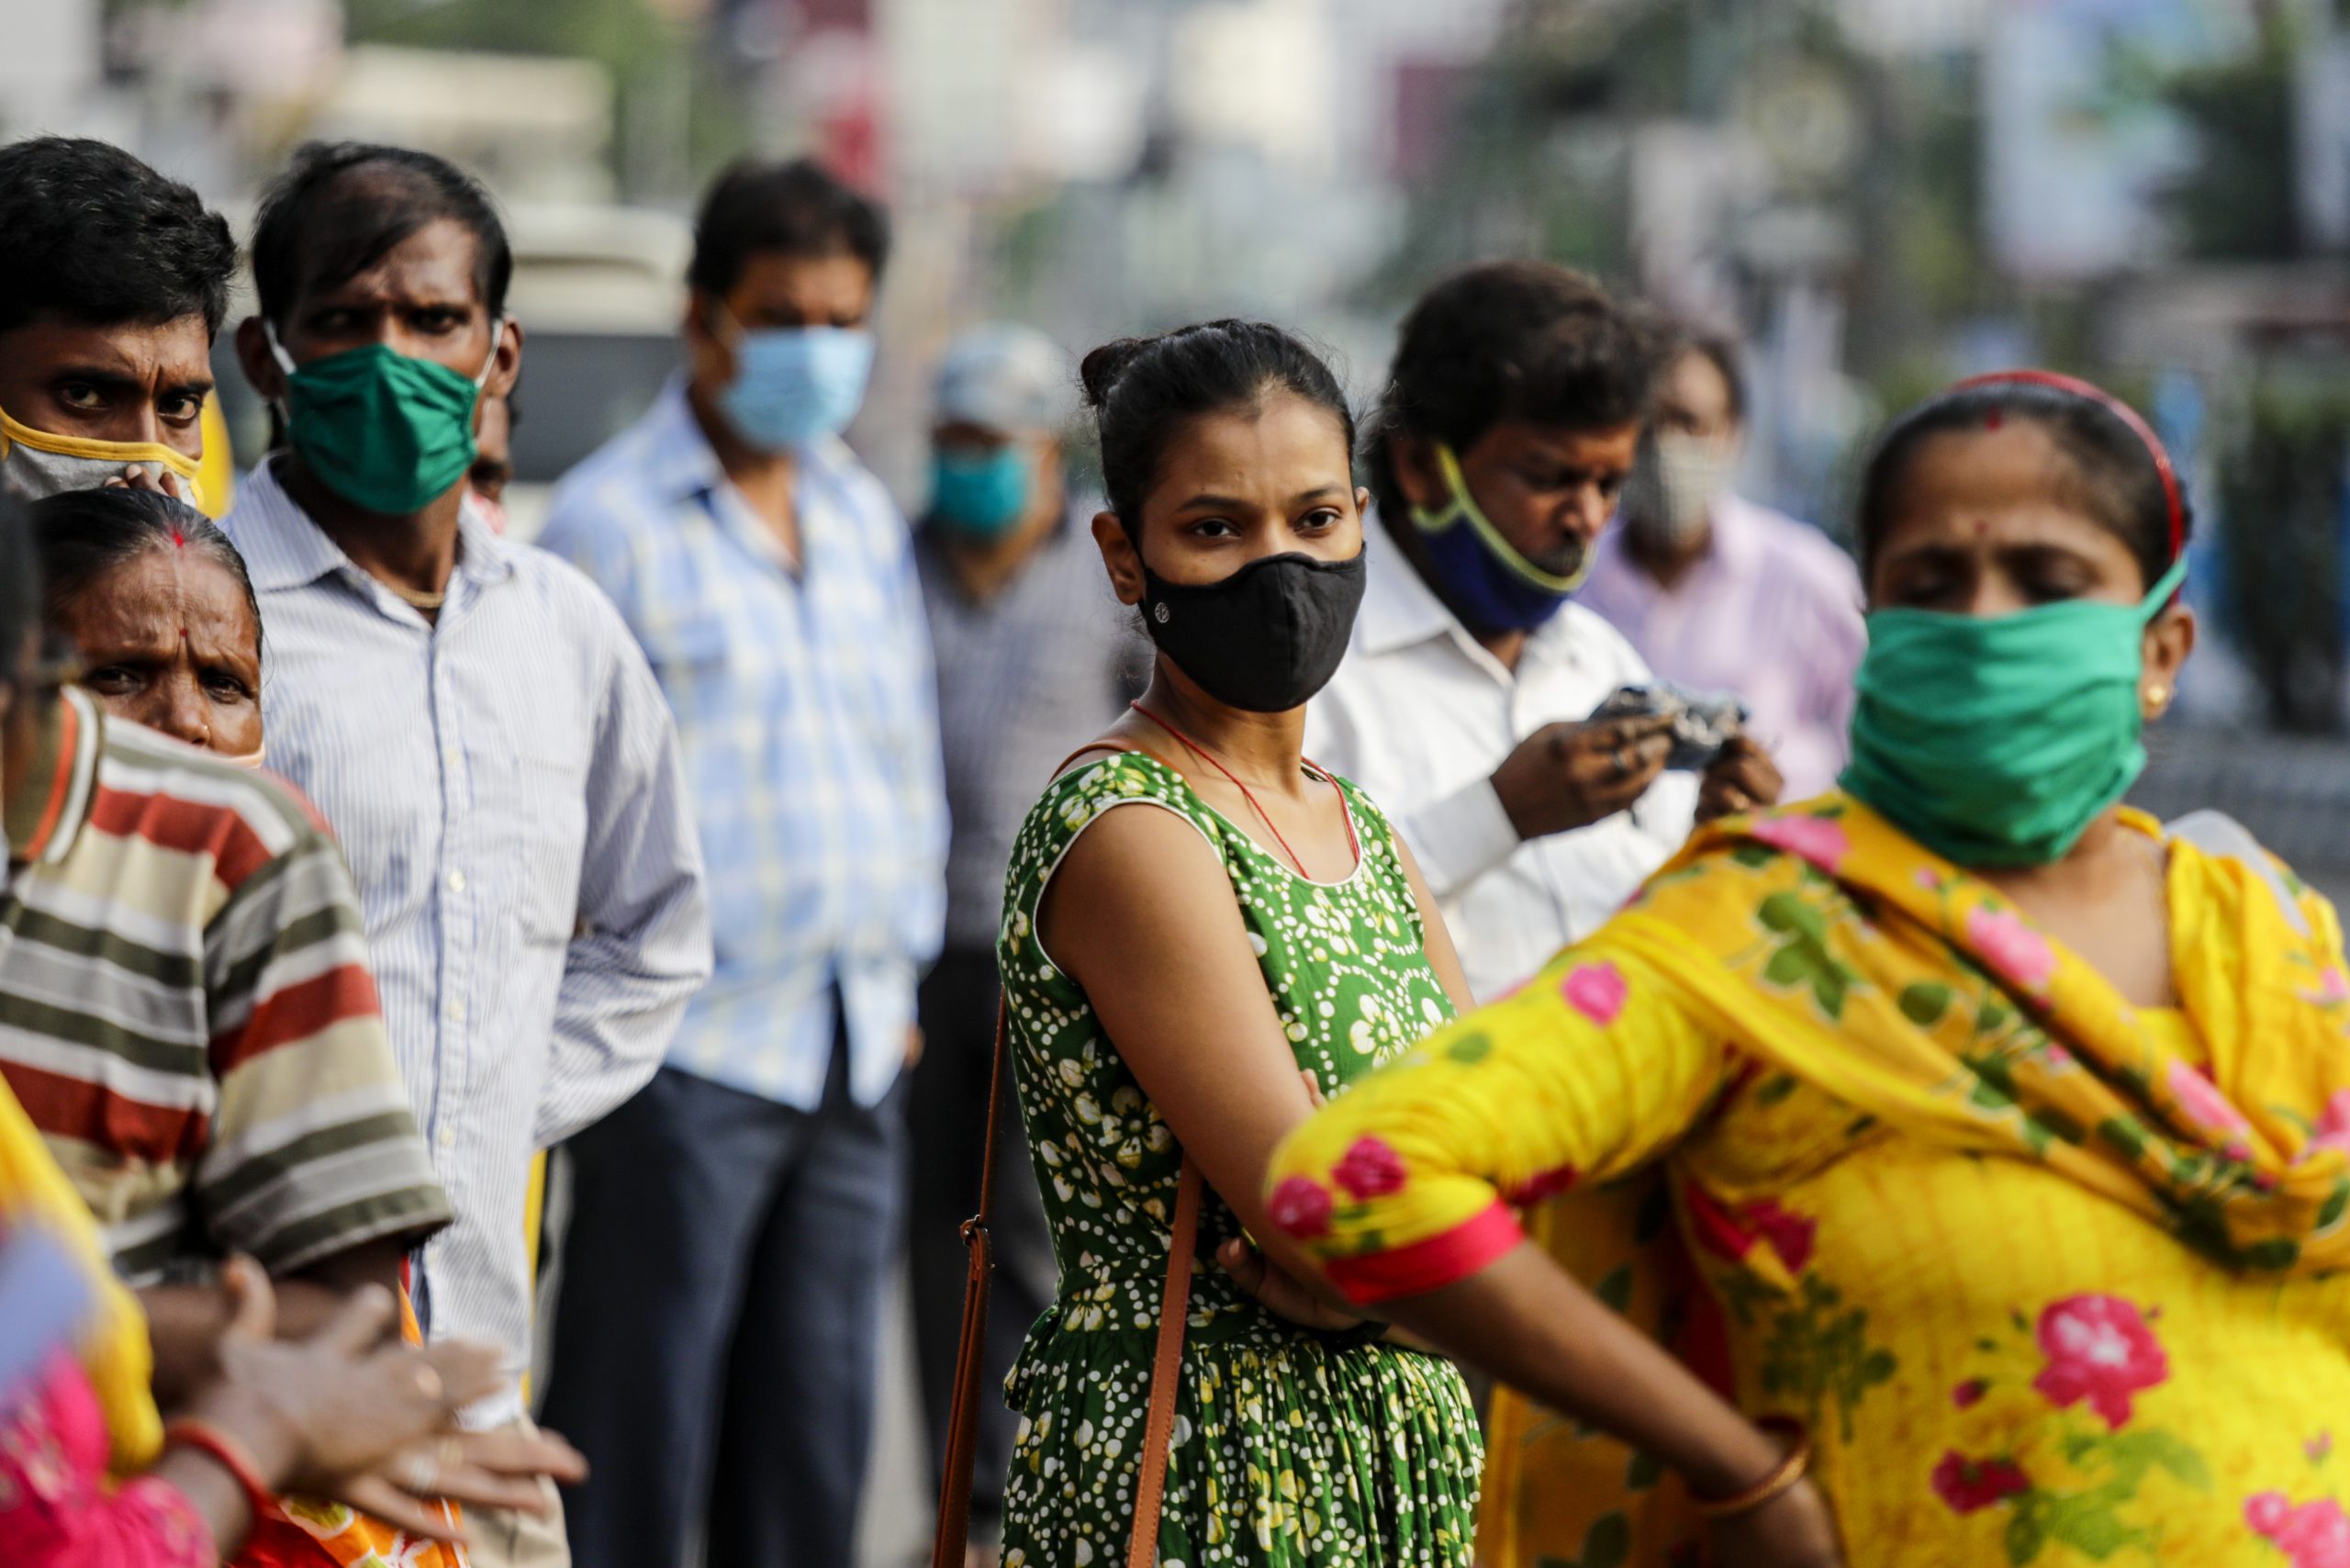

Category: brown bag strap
[1126, 1156, 1202, 1568]
[931, 740, 1203, 1568]
[928, 994, 1009, 1568]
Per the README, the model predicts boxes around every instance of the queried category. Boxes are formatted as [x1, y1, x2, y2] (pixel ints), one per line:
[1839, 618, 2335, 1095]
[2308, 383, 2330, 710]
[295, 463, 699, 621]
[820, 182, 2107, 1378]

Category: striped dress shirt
[223, 460, 712, 1421]
[0, 689, 452, 1282]
[539, 384, 946, 1111]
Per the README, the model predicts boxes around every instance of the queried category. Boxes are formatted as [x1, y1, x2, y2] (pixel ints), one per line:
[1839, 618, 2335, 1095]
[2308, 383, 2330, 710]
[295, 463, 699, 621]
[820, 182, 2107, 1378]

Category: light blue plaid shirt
[539, 383, 947, 1111]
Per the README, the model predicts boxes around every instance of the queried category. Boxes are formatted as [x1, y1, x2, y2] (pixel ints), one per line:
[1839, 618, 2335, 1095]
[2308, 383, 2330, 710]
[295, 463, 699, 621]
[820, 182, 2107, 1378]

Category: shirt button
[447, 999, 467, 1025]
[446, 869, 467, 893]
[436, 1126, 456, 1151]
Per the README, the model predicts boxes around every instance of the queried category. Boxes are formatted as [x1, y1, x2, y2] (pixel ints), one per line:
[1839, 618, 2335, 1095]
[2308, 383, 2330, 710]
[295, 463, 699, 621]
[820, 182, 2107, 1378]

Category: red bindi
[178, 626, 188, 639]
[1983, 410, 2004, 431]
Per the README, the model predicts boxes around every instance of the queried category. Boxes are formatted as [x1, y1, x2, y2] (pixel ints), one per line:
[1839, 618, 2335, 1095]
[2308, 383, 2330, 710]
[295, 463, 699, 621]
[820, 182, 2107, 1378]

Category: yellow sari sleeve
[1267, 938, 1733, 1304]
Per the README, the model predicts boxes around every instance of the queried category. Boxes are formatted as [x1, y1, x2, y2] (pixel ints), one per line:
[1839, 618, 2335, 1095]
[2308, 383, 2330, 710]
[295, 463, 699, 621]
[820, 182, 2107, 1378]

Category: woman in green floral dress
[991, 320, 1483, 1565]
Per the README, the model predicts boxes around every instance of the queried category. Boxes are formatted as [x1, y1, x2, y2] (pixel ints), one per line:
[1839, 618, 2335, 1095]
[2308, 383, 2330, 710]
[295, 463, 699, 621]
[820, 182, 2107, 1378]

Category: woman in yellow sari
[1266, 374, 2350, 1567]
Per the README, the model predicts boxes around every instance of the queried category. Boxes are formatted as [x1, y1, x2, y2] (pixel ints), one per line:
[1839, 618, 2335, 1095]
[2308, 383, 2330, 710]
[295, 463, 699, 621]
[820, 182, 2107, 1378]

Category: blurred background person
[0, 138, 232, 509]
[537, 157, 945, 1568]
[28, 488, 264, 763]
[905, 321, 1141, 1560]
[222, 140, 711, 1568]
[1309, 262, 1782, 1008]
[1307, 262, 1782, 1564]
[1581, 329, 1864, 800]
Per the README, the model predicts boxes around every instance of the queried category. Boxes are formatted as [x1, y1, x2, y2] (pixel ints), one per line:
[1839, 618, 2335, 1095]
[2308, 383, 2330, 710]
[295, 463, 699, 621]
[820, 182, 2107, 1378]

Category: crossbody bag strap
[931, 737, 1198, 1568]
[929, 993, 1011, 1568]
[1126, 1155, 1203, 1568]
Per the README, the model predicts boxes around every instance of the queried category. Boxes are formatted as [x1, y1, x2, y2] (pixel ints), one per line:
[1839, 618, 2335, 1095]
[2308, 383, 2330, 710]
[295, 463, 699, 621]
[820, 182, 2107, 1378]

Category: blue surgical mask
[715, 312, 875, 453]
[929, 445, 1031, 539]
[1407, 443, 1590, 634]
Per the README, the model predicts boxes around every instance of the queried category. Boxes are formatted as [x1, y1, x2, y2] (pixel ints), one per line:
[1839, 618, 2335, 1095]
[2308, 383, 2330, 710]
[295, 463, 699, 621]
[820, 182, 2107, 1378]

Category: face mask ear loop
[262, 319, 297, 426]
[474, 317, 505, 392]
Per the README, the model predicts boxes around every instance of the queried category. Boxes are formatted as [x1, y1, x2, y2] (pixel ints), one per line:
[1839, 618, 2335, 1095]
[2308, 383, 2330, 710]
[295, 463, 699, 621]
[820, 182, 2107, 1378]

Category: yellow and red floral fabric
[1271, 796, 2350, 1565]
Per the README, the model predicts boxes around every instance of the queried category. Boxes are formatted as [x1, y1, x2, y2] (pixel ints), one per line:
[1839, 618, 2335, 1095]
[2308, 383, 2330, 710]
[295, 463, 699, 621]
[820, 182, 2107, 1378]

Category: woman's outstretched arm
[1265, 944, 1844, 1564]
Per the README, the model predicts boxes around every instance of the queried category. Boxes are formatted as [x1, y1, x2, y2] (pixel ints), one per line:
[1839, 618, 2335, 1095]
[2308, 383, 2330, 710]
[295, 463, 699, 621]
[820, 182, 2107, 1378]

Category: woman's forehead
[1876, 424, 2128, 557]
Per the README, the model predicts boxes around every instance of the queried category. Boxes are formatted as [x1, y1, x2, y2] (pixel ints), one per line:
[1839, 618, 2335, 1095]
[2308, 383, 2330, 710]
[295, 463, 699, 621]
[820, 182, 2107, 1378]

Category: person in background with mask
[220, 140, 713, 1568]
[905, 323, 1143, 1562]
[1303, 263, 1782, 1565]
[534, 158, 945, 1568]
[1308, 263, 1782, 1006]
[0, 137, 236, 508]
[985, 319, 1482, 1564]
[1580, 330, 1864, 799]
[28, 488, 265, 764]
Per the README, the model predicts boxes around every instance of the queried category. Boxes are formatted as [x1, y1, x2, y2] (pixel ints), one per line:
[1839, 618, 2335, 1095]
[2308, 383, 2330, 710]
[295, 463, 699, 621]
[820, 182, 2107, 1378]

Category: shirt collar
[232, 456, 516, 597]
[1702, 491, 1763, 574]
[643, 379, 730, 502]
[5, 687, 102, 869]
[641, 377, 861, 505]
[1355, 520, 1462, 656]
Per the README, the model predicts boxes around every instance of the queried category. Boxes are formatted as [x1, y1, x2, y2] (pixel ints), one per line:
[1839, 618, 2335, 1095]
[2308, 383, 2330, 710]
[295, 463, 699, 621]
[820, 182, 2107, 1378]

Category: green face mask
[269, 322, 496, 516]
[1841, 554, 2188, 868]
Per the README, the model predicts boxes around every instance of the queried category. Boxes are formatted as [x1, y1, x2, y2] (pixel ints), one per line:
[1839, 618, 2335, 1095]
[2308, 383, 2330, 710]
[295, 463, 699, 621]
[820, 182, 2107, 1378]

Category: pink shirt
[0, 1353, 212, 1568]
[1579, 494, 1865, 801]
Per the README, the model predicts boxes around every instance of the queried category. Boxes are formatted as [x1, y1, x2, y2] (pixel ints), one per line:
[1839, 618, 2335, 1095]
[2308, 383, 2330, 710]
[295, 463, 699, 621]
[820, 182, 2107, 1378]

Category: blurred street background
[11, 0, 2350, 1556]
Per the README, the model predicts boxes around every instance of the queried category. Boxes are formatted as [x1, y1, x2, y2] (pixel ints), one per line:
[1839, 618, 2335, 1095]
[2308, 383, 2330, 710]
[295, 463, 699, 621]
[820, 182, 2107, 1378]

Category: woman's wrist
[176, 1384, 302, 1496]
[1692, 1417, 1811, 1518]
[1680, 1413, 1798, 1502]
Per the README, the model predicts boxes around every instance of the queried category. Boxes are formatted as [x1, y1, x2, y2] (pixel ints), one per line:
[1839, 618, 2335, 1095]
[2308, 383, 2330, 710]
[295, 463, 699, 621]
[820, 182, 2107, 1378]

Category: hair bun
[1079, 337, 1153, 409]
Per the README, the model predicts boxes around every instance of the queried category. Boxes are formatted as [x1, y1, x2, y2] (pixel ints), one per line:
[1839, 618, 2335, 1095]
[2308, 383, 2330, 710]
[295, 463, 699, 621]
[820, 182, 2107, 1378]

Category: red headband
[1949, 368, 2186, 564]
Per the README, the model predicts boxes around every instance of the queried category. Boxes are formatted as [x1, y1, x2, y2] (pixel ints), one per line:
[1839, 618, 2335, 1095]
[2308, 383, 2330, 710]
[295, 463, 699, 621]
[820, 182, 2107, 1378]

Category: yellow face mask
[0, 404, 207, 511]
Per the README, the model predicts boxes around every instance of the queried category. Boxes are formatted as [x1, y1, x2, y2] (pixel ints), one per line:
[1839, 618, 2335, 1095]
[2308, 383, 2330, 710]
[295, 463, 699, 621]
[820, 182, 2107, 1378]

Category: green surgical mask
[1841, 554, 2188, 868]
[269, 321, 497, 516]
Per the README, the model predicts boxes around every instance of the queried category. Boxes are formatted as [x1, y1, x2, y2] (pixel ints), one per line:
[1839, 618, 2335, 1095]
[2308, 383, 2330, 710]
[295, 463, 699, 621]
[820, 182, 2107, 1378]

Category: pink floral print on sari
[2246, 1491, 2350, 1568]
[2032, 1294, 2169, 1429]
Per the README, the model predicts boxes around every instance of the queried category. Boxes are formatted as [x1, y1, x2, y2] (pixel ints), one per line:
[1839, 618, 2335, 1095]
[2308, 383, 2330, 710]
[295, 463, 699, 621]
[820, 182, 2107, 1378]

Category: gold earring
[2146, 684, 2170, 711]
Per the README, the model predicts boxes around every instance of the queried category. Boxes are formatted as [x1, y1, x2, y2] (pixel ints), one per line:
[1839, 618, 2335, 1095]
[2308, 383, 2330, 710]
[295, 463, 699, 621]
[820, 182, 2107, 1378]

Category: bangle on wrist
[1692, 1417, 1810, 1519]
[162, 1417, 279, 1519]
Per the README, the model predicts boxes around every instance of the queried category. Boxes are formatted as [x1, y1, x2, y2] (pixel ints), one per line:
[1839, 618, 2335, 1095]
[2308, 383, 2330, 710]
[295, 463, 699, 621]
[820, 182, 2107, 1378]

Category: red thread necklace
[1129, 701, 1357, 879]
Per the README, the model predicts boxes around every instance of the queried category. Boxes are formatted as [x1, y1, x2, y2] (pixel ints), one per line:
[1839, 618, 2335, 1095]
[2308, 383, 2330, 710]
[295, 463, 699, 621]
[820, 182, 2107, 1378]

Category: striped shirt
[914, 511, 1147, 951]
[540, 383, 946, 1111]
[224, 460, 711, 1422]
[0, 688, 452, 1284]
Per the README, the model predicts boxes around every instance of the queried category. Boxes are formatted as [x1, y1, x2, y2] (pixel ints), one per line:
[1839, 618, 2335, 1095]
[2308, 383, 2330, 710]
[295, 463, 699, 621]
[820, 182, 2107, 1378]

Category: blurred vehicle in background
[211, 200, 689, 541]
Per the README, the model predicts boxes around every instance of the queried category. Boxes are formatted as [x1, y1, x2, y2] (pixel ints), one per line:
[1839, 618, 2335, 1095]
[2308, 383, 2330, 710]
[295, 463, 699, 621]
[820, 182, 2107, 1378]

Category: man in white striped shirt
[222, 142, 712, 1568]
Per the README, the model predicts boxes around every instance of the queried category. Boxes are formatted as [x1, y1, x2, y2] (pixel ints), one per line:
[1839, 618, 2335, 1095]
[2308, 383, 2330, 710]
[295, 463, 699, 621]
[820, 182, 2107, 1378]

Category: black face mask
[1138, 549, 1368, 712]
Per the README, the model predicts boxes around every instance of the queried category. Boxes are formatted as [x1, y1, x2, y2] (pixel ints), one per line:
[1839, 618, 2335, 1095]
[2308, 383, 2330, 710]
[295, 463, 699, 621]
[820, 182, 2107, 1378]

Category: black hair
[1856, 381, 2189, 590]
[252, 141, 512, 328]
[0, 137, 236, 340]
[1365, 261, 1662, 519]
[1078, 319, 1355, 532]
[1676, 329, 1747, 425]
[688, 159, 890, 299]
[26, 488, 262, 664]
[0, 490, 33, 686]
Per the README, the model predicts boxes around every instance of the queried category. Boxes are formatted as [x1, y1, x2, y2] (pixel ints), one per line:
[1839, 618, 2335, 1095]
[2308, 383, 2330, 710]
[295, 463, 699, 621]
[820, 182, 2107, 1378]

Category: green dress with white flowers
[994, 749, 1482, 1567]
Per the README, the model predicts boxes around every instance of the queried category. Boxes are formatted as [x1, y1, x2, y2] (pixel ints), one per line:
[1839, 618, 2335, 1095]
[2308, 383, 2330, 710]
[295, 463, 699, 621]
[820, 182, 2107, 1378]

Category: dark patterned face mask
[1138, 549, 1368, 713]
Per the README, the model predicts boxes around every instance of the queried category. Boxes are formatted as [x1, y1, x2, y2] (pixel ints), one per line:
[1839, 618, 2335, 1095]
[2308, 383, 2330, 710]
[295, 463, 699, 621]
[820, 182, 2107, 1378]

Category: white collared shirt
[225, 459, 713, 1420]
[1305, 532, 1698, 1002]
